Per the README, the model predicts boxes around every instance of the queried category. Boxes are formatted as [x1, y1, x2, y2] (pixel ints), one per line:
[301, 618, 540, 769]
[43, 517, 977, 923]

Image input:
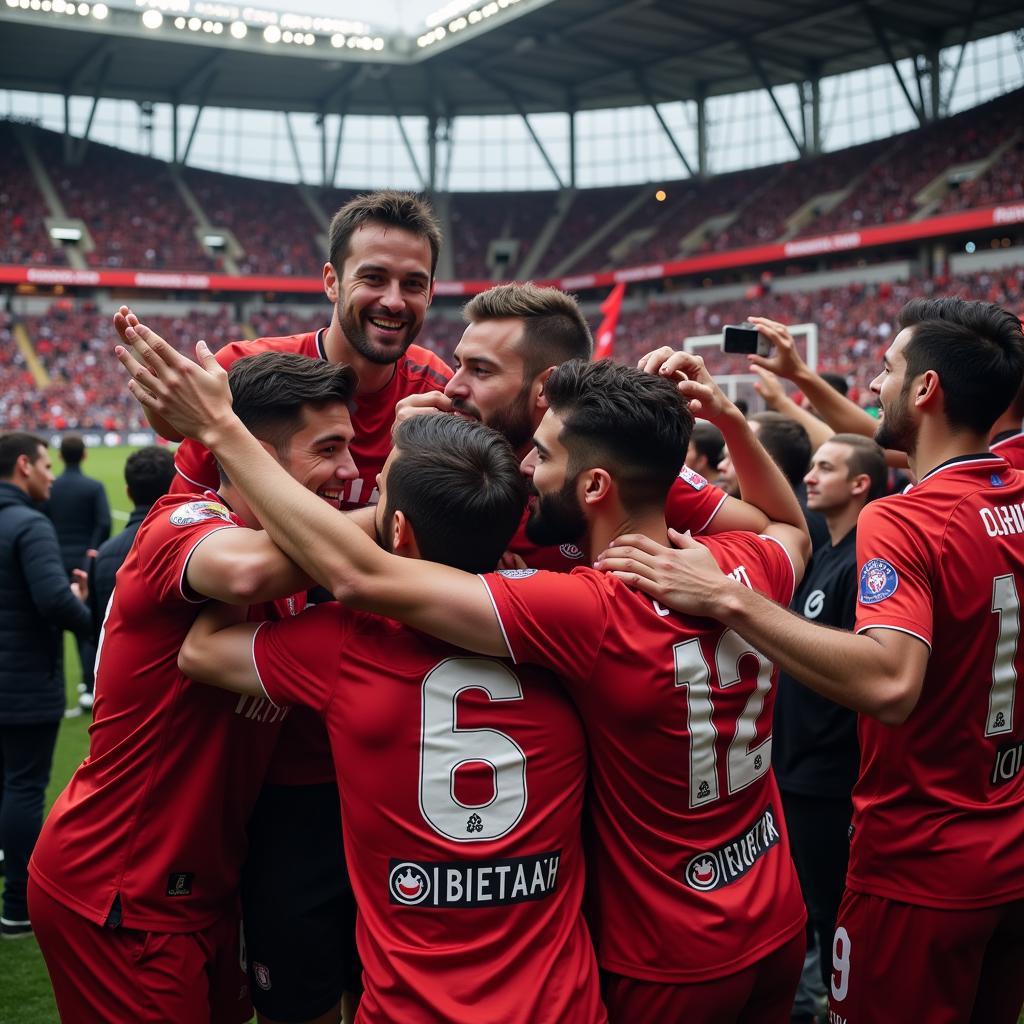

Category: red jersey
[990, 429, 1024, 470]
[482, 534, 805, 983]
[171, 329, 452, 509]
[172, 329, 451, 787]
[30, 493, 301, 932]
[253, 606, 603, 1024]
[509, 467, 728, 571]
[851, 453, 1024, 909]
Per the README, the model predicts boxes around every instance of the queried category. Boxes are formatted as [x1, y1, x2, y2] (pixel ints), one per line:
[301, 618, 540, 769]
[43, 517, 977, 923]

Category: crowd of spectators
[3, 263, 1023, 430]
[184, 168, 324, 276]
[32, 131, 217, 273]
[2, 93, 1022, 278]
[0, 124, 65, 267]
[803, 89, 1021, 237]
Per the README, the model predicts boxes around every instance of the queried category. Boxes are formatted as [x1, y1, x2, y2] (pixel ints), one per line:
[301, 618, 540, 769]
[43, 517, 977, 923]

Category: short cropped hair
[898, 297, 1024, 435]
[542, 359, 693, 512]
[829, 433, 888, 502]
[125, 446, 176, 508]
[60, 434, 85, 466]
[328, 190, 442, 279]
[750, 412, 812, 490]
[220, 353, 357, 481]
[0, 432, 47, 479]
[464, 283, 594, 381]
[690, 422, 725, 468]
[819, 372, 849, 398]
[385, 415, 527, 573]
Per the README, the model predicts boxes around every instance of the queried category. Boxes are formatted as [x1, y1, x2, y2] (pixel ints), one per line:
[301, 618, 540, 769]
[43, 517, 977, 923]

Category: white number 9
[831, 926, 851, 1002]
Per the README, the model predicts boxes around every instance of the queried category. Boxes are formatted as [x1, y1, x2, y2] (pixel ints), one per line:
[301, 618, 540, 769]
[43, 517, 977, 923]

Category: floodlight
[230, 20, 246, 37]
[141, 8, 162, 27]
[263, 23, 280, 42]
[92, 2, 107, 15]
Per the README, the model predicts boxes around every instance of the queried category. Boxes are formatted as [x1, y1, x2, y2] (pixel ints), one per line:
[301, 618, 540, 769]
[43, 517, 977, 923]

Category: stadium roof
[0, 0, 1021, 118]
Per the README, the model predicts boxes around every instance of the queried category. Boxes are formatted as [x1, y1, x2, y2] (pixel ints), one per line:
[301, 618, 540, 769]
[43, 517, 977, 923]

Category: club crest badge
[679, 466, 708, 491]
[169, 501, 233, 527]
[859, 558, 898, 604]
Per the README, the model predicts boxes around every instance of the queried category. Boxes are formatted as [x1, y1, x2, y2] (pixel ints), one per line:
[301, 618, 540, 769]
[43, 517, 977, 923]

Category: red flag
[593, 281, 626, 361]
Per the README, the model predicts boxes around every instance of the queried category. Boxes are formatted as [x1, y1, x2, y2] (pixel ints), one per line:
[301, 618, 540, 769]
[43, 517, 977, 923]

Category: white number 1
[988, 575, 1020, 737]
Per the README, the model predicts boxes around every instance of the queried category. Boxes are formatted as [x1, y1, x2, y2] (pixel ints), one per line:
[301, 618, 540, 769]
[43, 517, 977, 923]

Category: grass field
[0, 446, 141, 1024]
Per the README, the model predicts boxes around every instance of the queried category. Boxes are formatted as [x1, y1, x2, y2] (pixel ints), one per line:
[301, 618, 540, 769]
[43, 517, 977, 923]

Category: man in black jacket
[87, 446, 175, 638]
[47, 435, 111, 707]
[0, 432, 91, 938]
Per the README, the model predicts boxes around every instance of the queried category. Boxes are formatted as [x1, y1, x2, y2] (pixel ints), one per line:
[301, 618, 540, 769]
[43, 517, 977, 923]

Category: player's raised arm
[177, 603, 263, 695]
[640, 347, 810, 552]
[116, 324, 513, 656]
[595, 527, 927, 724]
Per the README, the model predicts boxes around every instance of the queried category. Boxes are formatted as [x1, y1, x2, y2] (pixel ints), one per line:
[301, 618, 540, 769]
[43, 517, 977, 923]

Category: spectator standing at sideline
[0, 432, 91, 939]
[46, 435, 111, 710]
[86, 446, 175, 639]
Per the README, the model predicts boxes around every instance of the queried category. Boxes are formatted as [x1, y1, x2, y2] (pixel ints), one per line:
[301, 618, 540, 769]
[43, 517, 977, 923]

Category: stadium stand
[0, 123, 66, 267]
[30, 130, 217, 272]
[939, 132, 1024, 213]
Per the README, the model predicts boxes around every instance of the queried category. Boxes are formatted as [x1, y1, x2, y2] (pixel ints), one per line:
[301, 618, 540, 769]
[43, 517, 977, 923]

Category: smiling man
[28, 353, 358, 1024]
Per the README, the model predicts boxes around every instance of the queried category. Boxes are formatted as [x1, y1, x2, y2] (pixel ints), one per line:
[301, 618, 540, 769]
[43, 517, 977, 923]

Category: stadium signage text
[5, 203, 1018, 297]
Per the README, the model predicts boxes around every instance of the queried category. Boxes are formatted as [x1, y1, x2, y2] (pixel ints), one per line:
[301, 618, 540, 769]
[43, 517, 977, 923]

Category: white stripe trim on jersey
[991, 432, 1024, 450]
[758, 533, 798, 605]
[855, 623, 932, 650]
[315, 328, 327, 360]
[918, 454, 1003, 483]
[178, 526, 236, 603]
[173, 464, 211, 491]
[477, 575, 516, 661]
[250, 620, 280, 706]
[695, 492, 728, 535]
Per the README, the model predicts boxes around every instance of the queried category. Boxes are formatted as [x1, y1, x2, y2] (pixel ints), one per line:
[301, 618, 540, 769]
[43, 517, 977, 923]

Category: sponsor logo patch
[991, 473, 1006, 487]
[992, 738, 1024, 786]
[166, 872, 193, 896]
[803, 589, 825, 619]
[684, 806, 780, 892]
[169, 500, 233, 527]
[388, 850, 561, 908]
[679, 466, 708, 491]
[558, 543, 585, 560]
[498, 568, 539, 579]
[858, 558, 898, 604]
[253, 962, 271, 991]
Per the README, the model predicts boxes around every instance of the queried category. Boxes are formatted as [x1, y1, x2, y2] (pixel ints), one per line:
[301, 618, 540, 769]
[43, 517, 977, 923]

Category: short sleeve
[253, 604, 355, 712]
[853, 500, 933, 647]
[479, 569, 609, 683]
[172, 438, 220, 492]
[134, 500, 238, 604]
[701, 532, 797, 605]
[664, 470, 728, 535]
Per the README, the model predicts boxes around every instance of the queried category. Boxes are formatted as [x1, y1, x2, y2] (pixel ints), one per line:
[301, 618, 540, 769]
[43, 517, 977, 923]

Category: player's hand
[394, 391, 454, 425]
[498, 551, 528, 571]
[116, 324, 233, 446]
[70, 568, 89, 603]
[751, 365, 787, 409]
[640, 350, 734, 426]
[85, 548, 99, 560]
[113, 305, 142, 346]
[746, 317, 806, 379]
[593, 529, 731, 617]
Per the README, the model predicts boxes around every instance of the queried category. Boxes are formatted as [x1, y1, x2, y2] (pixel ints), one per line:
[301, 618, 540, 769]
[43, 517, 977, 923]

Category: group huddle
[24, 191, 1024, 1024]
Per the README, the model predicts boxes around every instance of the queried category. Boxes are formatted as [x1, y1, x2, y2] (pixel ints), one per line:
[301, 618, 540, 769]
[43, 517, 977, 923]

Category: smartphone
[722, 324, 772, 357]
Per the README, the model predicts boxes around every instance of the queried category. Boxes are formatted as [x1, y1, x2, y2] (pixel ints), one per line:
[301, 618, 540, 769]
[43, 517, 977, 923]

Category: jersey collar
[991, 429, 1024, 448]
[917, 452, 1005, 484]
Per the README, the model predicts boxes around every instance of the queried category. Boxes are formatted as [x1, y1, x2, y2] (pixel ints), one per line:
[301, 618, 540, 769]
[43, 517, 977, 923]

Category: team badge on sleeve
[678, 466, 708, 491]
[498, 569, 539, 579]
[169, 501, 234, 527]
[859, 558, 899, 604]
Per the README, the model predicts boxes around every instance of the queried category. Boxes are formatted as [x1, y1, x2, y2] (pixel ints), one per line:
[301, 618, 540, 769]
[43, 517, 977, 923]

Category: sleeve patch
[498, 568, 539, 579]
[859, 558, 899, 604]
[679, 466, 708, 491]
[169, 501, 234, 527]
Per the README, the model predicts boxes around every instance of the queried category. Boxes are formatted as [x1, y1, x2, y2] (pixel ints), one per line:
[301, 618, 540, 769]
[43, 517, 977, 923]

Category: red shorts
[28, 877, 251, 1024]
[829, 889, 1024, 1024]
[601, 931, 805, 1024]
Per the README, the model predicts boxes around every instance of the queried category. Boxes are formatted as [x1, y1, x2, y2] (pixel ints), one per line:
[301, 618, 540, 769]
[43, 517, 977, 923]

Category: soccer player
[771, 434, 886, 1005]
[117, 328, 812, 1023]
[396, 282, 808, 570]
[177, 414, 605, 1023]
[28, 353, 358, 1024]
[117, 190, 451, 1024]
[598, 298, 1024, 1024]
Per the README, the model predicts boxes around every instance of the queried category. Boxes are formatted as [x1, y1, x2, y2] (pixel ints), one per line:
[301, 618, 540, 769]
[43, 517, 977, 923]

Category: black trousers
[780, 789, 853, 991]
[0, 721, 60, 921]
